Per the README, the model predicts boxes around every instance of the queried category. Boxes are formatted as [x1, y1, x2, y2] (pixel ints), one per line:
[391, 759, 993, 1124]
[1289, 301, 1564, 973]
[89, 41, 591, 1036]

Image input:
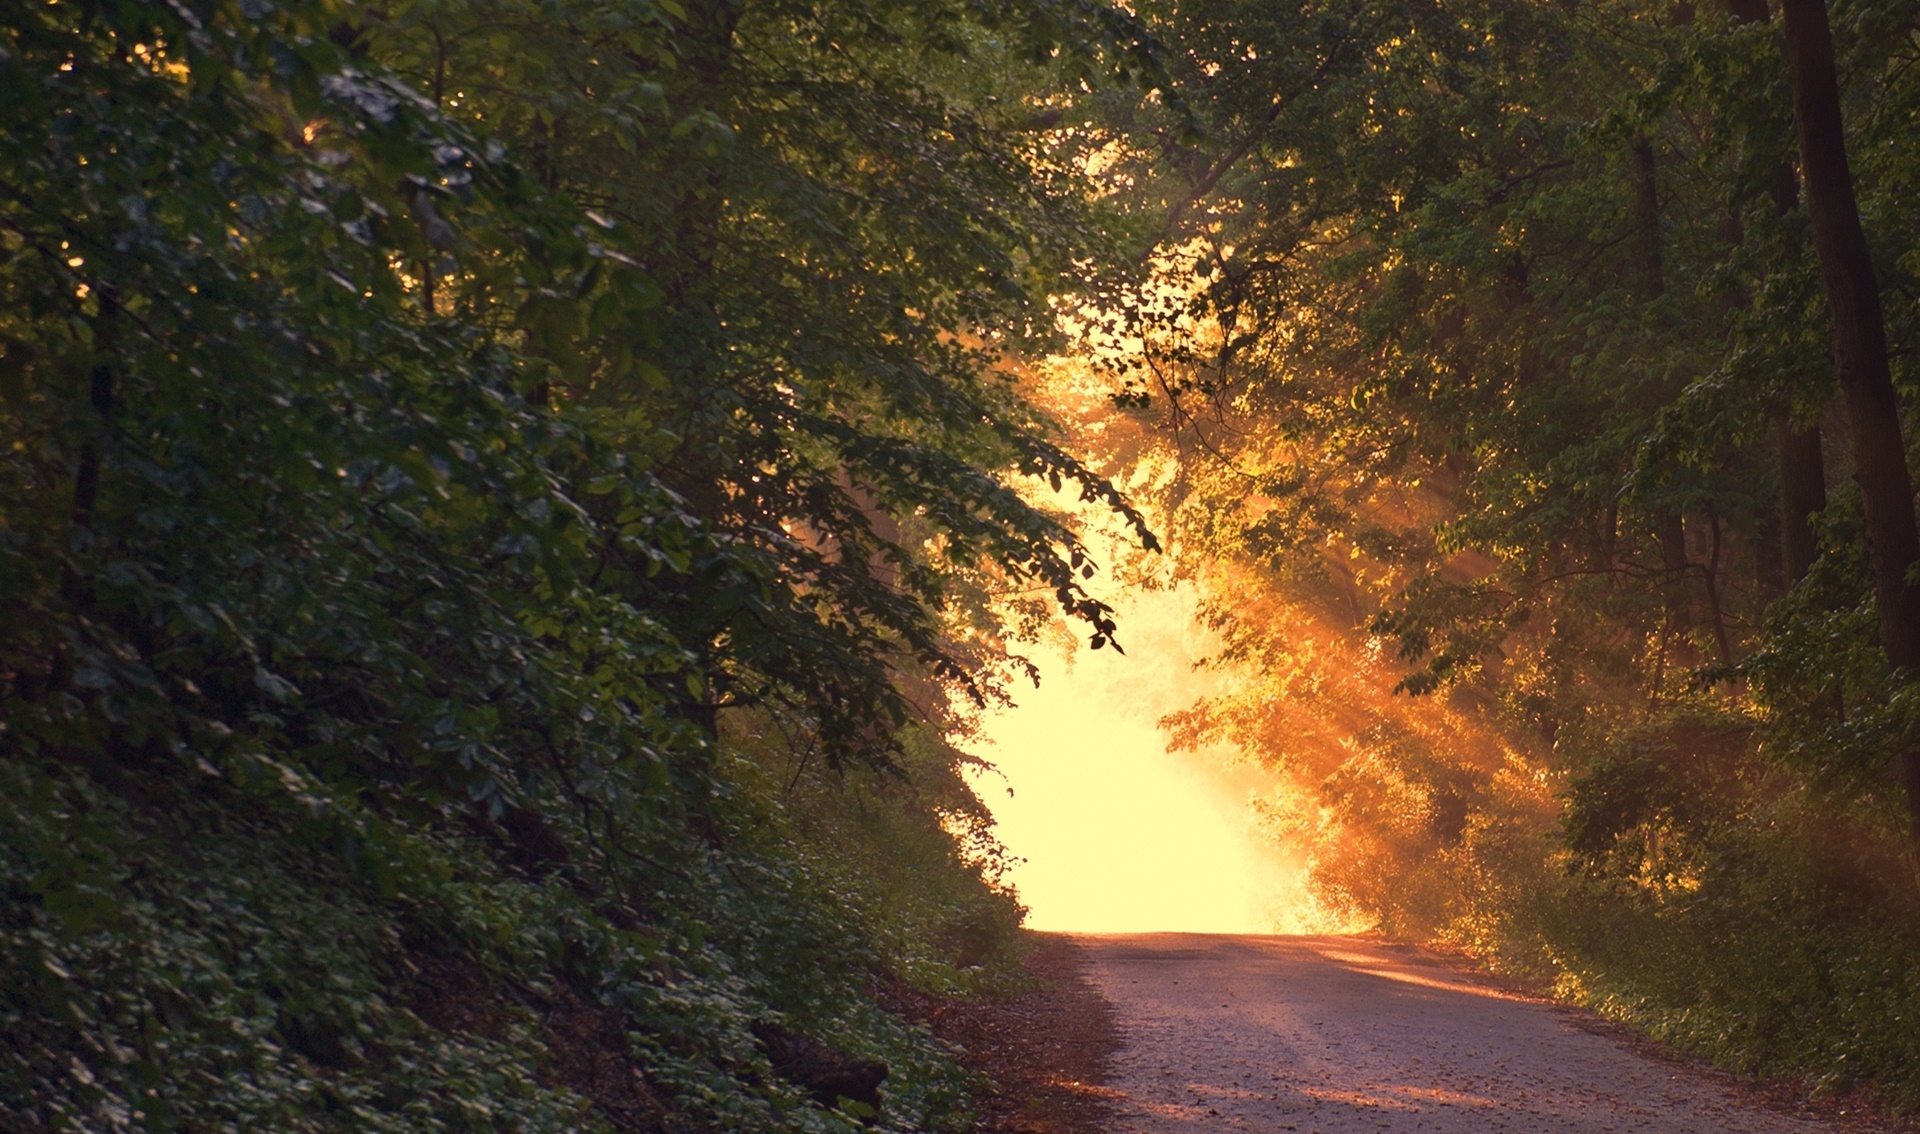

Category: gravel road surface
[1079, 933, 1855, 1133]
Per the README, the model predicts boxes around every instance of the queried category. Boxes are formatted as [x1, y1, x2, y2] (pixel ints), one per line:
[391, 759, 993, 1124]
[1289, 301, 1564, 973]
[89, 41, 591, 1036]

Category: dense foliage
[1053, 0, 1920, 1107]
[14, 0, 1920, 1122]
[0, 0, 1158, 1129]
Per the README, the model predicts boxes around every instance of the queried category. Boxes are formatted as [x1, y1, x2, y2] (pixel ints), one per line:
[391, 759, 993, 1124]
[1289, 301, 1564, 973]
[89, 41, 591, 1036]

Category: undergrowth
[1, 720, 1023, 1133]
[1491, 800, 1920, 1110]
[1317, 712, 1920, 1111]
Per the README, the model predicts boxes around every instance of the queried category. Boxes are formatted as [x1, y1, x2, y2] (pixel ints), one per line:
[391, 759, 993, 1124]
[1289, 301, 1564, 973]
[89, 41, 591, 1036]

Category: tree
[0, 0, 1165, 1126]
[1778, 0, 1920, 841]
[1060, 0, 1920, 1095]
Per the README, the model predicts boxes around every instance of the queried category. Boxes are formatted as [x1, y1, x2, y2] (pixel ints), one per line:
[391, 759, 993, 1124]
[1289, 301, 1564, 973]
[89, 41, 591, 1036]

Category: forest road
[1076, 933, 1863, 1134]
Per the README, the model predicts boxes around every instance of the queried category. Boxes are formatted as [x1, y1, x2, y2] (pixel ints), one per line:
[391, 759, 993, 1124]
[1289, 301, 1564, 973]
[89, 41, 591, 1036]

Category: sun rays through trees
[7, 0, 1920, 1125]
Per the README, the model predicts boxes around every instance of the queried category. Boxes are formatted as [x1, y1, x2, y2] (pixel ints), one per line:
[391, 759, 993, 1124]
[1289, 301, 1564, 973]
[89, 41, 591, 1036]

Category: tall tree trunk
[1658, 511, 1698, 668]
[1777, 419, 1828, 582]
[1633, 137, 1698, 667]
[1755, 483, 1786, 598]
[1705, 510, 1735, 665]
[1780, 0, 1920, 843]
[1632, 139, 1666, 298]
[1722, 0, 1833, 592]
[63, 285, 117, 607]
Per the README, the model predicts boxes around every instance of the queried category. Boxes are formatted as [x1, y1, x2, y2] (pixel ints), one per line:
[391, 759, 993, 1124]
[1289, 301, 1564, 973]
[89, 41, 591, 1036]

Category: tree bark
[1777, 419, 1828, 582]
[1779, 0, 1920, 841]
[1632, 139, 1665, 298]
[1632, 137, 1700, 667]
[1658, 511, 1698, 668]
[1720, 0, 1833, 594]
[69, 286, 117, 536]
[1705, 511, 1734, 665]
[1755, 482, 1786, 599]
[1757, 33, 1828, 591]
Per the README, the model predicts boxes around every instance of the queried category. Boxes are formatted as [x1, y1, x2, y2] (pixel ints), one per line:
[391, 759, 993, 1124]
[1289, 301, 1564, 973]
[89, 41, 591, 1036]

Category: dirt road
[1078, 933, 1865, 1133]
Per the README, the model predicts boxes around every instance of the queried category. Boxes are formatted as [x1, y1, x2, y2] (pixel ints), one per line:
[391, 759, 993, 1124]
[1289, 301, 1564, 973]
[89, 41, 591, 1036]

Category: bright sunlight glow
[967, 584, 1315, 934]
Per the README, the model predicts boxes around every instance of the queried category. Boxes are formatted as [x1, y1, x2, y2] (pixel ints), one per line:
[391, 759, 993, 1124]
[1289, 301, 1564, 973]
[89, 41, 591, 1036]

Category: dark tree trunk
[1632, 139, 1665, 298]
[1759, 51, 1829, 592]
[1777, 420, 1828, 582]
[1780, 0, 1920, 842]
[1721, 0, 1834, 594]
[1756, 485, 1786, 599]
[1658, 511, 1698, 667]
[62, 286, 117, 608]
[69, 286, 117, 536]
[1705, 511, 1734, 665]
[1632, 137, 1698, 666]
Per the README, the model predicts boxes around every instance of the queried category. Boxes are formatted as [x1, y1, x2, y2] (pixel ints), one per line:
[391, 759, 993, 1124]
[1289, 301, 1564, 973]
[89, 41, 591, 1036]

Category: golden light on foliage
[951, 334, 1380, 935]
[968, 312, 1552, 941]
